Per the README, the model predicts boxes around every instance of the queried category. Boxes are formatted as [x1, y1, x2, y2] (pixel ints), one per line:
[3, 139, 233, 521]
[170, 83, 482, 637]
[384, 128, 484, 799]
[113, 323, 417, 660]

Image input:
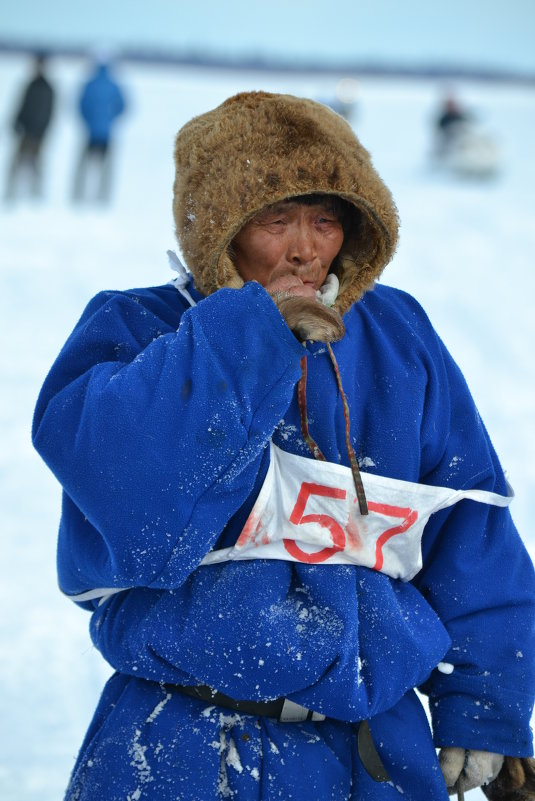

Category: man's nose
[287, 223, 316, 266]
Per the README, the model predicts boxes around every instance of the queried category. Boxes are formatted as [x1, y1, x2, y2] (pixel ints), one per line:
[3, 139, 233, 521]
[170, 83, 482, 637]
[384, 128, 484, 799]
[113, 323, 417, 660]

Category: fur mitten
[482, 756, 535, 800]
[271, 293, 345, 343]
[439, 747, 503, 794]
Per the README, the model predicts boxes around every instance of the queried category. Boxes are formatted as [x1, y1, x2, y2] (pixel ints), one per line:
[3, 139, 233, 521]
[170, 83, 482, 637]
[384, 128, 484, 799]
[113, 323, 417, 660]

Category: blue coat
[79, 65, 125, 143]
[32, 278, 535, 800]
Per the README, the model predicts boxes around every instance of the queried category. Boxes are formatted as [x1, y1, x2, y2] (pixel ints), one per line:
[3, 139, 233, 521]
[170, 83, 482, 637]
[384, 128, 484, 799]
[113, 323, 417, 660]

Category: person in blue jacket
[71, 57, 125, 202]
[33, 91, 535, 801]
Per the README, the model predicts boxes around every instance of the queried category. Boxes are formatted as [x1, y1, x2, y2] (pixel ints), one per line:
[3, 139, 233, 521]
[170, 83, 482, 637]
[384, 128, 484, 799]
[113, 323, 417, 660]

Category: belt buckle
[279, 698, 326, 723]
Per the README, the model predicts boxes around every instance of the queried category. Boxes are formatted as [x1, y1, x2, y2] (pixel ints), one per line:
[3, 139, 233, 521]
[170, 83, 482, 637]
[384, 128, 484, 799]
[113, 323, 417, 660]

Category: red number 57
[283, 481, 417, 569]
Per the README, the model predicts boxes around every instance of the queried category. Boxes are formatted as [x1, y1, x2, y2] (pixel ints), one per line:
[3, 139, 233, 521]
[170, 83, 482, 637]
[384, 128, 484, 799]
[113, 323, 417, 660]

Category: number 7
[368, 502, 418, 571]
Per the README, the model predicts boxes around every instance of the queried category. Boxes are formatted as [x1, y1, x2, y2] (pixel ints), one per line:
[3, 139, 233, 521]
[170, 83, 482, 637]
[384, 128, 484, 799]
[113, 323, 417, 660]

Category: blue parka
[32, 276, 535, 801]
[79, 64, 125, 143]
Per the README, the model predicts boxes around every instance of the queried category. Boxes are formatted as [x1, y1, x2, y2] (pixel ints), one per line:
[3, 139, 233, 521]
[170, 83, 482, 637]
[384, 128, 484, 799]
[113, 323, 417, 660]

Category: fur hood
[173, 91, 399, 316]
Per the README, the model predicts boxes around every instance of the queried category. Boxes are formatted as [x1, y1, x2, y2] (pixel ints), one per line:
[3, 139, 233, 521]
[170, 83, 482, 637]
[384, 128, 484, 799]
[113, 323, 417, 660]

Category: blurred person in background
[4, 52, 55, 202]
[33, 92, 535, 801]
[71, 56, 125, 203]
[435, 91, 470, 155]
[433, 90, 501, 179]
[319, 77, 360, 123]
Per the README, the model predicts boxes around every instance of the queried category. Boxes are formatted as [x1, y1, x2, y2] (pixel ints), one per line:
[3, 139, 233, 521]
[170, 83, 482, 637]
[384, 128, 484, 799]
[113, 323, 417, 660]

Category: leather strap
[357, 720, 391, 782]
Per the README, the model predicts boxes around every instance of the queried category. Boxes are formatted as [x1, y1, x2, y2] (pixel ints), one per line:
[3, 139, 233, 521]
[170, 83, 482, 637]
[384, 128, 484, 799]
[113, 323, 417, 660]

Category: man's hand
[265, 273, 319, 299]
[439, 747, 504, 795]
[272, 293, 345, 342]
[264, 273, 345, 343]
[482, 756, 535, 800]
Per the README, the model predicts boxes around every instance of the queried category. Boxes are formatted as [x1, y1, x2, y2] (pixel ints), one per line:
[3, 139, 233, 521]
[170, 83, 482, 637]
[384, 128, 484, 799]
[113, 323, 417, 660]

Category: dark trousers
[72, 139, 113, 202]
[4, 134, 45, 200]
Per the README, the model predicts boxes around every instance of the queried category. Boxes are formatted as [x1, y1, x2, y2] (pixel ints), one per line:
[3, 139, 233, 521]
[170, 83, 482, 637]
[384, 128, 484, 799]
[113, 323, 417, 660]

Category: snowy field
[0, 52, 534, 800]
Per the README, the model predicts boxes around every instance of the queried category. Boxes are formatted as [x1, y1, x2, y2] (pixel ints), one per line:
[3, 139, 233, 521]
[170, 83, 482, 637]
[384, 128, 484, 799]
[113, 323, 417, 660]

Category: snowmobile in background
[432, 94, 502, 180]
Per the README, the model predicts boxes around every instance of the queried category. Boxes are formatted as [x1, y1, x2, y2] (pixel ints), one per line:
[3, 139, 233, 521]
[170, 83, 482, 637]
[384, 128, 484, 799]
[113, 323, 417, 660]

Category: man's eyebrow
[258, 200, 338, 218]
[262, 203, 293, 214]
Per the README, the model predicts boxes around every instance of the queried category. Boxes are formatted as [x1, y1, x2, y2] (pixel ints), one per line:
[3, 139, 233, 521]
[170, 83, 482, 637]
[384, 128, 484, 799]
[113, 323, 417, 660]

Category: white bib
[201, 442, 513, 581]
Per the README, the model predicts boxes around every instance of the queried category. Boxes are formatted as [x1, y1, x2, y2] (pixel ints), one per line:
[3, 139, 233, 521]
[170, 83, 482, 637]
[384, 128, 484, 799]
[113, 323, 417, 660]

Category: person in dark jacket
[71, 58, 125, 203]
[4, 53, 55, 201]
[434, 92, 471, 157]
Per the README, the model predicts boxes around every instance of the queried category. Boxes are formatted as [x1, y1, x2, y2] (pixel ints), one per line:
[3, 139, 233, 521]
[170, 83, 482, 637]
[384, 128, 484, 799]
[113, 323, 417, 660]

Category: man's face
[231, 200, 344, 299]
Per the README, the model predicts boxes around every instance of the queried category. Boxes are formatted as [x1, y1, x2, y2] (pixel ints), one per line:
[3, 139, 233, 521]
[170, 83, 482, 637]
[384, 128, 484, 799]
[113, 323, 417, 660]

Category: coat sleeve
[32, 282, 305, 597]
[410, 306, 535, 757]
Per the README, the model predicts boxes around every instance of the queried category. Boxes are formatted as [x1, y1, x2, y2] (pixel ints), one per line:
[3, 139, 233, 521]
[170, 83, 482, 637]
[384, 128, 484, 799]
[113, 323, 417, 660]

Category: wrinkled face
[231, 199, 344, 299]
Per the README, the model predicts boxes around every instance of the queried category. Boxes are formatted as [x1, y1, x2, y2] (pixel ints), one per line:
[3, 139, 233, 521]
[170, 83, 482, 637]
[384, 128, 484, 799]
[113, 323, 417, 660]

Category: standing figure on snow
[434, 92, 470, 156]
[4, 53, 55, 202]
[33, 92, 535, 800]
[71, 57, 125, 203]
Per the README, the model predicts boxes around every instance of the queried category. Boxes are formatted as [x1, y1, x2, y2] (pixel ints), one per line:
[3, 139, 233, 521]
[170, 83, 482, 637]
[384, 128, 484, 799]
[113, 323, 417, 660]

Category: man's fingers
[266, 275, 315, 298]
[439, 747, 466, 791]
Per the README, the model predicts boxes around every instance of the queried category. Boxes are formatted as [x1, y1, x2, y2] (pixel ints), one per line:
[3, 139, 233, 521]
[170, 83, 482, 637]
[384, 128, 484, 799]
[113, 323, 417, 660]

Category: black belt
[167, 683, 390, 783]
[168, 683, 325, 722]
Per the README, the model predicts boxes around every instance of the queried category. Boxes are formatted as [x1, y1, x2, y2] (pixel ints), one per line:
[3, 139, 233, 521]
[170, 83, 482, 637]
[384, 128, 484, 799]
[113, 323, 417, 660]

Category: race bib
[200, 442, 513, 581]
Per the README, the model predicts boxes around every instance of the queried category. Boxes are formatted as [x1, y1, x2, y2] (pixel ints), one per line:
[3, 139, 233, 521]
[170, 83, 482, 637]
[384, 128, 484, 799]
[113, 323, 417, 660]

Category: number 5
[283, 482, 347, 564]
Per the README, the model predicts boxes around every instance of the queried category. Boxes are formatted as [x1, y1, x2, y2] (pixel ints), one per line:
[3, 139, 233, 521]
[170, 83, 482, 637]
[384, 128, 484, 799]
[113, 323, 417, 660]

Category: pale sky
[2, 0, 534, 74]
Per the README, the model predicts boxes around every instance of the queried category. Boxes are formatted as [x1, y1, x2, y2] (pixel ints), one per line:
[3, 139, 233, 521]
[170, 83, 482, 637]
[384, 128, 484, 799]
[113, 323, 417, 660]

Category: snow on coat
[32, 275, 535, 801]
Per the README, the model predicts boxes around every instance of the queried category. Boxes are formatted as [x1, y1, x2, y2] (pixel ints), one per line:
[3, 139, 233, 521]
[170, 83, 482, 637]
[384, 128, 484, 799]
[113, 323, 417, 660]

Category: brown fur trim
[483, 757, 535, 800]
[173, 92, 399, 316]
[217, 252, 244, 291]
[271, 294, 346, 343]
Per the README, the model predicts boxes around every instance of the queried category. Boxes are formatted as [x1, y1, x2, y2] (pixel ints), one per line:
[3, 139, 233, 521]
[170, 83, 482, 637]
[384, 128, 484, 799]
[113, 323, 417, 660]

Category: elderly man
[33, 92, 535, 800]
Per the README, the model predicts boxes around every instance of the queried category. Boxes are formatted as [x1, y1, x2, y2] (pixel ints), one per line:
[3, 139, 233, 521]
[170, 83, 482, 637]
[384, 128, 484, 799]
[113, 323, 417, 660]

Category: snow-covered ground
[0, 52, 533, 800]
